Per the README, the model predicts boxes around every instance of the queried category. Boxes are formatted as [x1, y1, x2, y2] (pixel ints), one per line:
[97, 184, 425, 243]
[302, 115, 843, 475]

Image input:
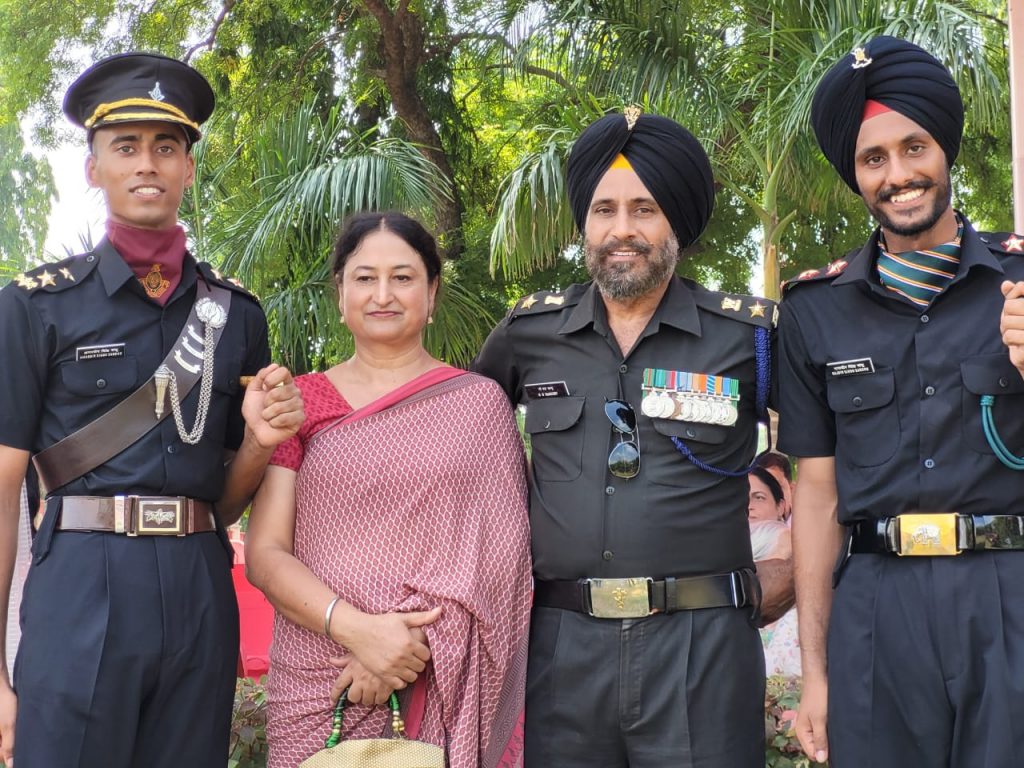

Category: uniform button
[925, 386, 935, 396]
[544, 420, 552, 429]
[95, 378, 106, 389]
[167, 444, 177, 454]
[852, 396, 863, 407]
[602, 550, 614, 561]
[619, 364, 628, 374]
[924, 458, 935, 469]
[999, 377, 1010, 388]
[605, 486, 615, 495]
[920, 314, 930, 323]
[86, 254, 96, 263]
[685, 428, 697, 438]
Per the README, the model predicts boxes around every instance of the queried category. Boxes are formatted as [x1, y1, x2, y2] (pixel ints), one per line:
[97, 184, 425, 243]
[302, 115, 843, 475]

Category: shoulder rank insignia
[999, 234, 1024, 253]
[783, 258, 849, 294]
[10, 255, 95, 294]
[695, 289, 777, 329]
[509, 287, 581, 320]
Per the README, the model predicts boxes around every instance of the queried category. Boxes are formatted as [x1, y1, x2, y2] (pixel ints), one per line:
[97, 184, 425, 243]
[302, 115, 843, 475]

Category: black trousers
[524, 605, 765, 768]
[828, 553, 1024, 768]
[13, 529, 238, 768]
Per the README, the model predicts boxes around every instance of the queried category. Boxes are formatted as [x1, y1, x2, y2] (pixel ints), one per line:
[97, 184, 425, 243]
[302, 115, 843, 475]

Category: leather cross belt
[851, 514, 1024, 556]
[58, 496, 216, 537]
[533, 569, 760, 619]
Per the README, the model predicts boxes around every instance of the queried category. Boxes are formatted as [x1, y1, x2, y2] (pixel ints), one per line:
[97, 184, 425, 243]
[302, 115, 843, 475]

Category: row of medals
[640, 388, 739, 426]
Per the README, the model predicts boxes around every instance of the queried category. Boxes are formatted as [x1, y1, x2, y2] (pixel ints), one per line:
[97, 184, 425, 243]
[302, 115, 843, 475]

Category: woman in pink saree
[246, 212, 532, 767]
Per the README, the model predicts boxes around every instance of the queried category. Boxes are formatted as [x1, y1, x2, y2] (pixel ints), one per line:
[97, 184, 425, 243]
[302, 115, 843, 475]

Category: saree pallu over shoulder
[266, 369, 531, 768]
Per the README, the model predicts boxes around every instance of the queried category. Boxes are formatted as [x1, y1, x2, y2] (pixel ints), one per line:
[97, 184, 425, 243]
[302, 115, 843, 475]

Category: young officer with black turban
[0, 53, 304, 766]
[473, 110, 791, 767]
[778, 35, 1024, 767]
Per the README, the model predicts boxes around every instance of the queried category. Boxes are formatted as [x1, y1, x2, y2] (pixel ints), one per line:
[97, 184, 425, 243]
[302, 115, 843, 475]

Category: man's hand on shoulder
[241, 364, 304, 450]
[1000, 281, 1024, 378]
[0, 681, 16, 766]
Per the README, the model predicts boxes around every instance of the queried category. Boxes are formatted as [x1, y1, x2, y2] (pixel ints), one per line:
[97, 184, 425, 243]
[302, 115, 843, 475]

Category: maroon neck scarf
[106, 220, 187, 306]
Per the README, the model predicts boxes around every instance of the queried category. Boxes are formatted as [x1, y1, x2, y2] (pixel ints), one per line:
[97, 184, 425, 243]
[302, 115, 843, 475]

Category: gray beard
[586, 234, 680, 300]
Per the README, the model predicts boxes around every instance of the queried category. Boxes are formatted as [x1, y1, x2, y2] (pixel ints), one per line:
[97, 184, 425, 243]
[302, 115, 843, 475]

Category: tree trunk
[362, 0, 464, 258]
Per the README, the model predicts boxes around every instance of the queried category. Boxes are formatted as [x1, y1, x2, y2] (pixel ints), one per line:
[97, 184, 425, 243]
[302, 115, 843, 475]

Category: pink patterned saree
[266, 369, 531, 768]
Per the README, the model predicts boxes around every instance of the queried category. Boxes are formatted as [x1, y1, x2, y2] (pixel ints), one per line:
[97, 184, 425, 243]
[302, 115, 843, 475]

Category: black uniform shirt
[777, 218, 1024, 523]
[0, 239, 270, 501]
[473, 276, 775, 581]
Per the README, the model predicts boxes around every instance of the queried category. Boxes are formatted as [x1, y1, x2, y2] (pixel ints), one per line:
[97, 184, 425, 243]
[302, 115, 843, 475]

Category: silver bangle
[324, 596, 341, 642]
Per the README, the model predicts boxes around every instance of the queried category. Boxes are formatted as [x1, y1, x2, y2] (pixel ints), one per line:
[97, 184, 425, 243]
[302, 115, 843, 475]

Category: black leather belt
[534, 570, 760, 619]
[851, 514, 1024, 556]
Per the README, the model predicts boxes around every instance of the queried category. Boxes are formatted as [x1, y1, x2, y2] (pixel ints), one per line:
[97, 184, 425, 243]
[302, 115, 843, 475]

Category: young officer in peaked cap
[0, 52, 304, 767]
[778, 35, 1024, 767]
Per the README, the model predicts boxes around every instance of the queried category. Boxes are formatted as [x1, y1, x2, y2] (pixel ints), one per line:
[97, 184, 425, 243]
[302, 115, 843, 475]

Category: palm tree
[183, 99, 495, 372]
[490, 0, 1009, 297]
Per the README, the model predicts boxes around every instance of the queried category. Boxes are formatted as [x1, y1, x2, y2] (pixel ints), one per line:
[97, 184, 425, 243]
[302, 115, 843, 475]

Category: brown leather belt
[58, 496, 216, 536]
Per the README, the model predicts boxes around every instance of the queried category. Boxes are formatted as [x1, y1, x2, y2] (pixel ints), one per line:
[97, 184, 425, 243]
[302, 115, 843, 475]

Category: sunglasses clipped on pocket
[604, 399, 640, 479]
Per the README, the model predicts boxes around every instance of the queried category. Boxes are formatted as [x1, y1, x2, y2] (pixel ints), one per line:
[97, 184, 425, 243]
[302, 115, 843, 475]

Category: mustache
[595, 238, 653, 258]
[877, 179, 933, 202]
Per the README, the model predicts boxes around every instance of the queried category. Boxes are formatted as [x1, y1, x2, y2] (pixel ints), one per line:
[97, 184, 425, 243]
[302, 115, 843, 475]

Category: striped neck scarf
[877, 218, 963, 308]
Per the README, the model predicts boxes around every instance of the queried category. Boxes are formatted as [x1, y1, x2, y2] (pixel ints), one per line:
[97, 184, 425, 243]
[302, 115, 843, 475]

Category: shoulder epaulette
[201, 263, 260, 301]
[508, 285, 585, 320]
[980, 232, 1024, 255]
[782, 257, 850, 294]
[9, 254, 97, 294]
[692, 289, 777, 330]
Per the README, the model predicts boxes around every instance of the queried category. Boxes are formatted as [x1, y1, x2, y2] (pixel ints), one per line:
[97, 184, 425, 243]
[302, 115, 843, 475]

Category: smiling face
[338, 228, 438, 347]
[86, 121, 194, 231]
[583, 166, 679, 300]
[854, 110, 956, 252]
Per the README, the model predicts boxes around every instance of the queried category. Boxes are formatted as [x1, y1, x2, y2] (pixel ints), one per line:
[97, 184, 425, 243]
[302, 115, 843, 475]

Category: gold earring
[339, 315, 345, 324]
[427, 315, 434, 324]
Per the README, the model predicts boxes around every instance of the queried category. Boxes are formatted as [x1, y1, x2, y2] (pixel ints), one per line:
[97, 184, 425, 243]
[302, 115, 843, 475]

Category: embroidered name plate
[640, 368, 739, 426]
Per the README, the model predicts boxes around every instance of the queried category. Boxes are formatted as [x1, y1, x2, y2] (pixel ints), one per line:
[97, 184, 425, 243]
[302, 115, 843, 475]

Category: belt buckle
[896, 513, 960, 556]
[587, 577, 652, 619]
[132, 497, 185, 536]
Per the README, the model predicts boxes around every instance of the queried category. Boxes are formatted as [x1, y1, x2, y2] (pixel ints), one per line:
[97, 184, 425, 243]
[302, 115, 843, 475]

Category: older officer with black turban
[777, 35, 1024, 767]
[474, 110, 789, 767]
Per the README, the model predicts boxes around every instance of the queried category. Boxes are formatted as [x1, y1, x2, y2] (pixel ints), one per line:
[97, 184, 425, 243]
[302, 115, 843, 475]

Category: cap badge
[851, 47, 873, 70]
[624, 105, 642, 131]
[149, 82, 165, 101]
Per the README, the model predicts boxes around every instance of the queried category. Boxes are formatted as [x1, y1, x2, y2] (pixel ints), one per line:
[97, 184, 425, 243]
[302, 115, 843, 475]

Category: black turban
[810, 36, 963, 194]
[566, 112, 714, 248]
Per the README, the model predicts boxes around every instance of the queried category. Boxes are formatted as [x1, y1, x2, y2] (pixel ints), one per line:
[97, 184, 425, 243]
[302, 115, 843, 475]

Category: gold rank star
[748, 301, 766, 318]
[520, 294, 537, 310]
[59, 267, 75, 282]
[1003, 235, 1024, 252]
[37, 270, 56, 287]
[14, 274, 38, 290]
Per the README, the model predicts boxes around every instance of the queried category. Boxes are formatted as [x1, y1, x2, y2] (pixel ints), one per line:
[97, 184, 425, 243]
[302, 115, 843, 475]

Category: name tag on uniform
[826, 357, 875, 378]
[524, 381, 570, 399]
[76, 343, 125, 361]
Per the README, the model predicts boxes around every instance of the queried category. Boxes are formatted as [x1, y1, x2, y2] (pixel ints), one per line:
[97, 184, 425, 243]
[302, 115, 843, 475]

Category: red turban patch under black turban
[810, 36, 964, 194]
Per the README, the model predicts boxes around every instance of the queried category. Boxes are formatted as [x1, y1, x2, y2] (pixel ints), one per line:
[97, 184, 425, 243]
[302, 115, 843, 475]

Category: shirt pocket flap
[650, 416, 729, 445]
[826, 368, 895, 414]
[524, 396, 585, 434]
[960, 353, 1024, 395]
[60, 357, 139, 397]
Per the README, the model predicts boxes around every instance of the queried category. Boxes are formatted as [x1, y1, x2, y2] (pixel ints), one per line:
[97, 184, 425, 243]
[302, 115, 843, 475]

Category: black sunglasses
[605, 399, 640, 479]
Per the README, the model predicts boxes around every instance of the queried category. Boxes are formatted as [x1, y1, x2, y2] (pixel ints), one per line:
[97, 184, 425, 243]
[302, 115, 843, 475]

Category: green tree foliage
[0, 124, 54, 277]
[0, 0, 1015, 324]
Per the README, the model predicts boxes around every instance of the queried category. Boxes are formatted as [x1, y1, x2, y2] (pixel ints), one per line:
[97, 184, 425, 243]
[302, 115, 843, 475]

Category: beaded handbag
[299, 690, 444, 768]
